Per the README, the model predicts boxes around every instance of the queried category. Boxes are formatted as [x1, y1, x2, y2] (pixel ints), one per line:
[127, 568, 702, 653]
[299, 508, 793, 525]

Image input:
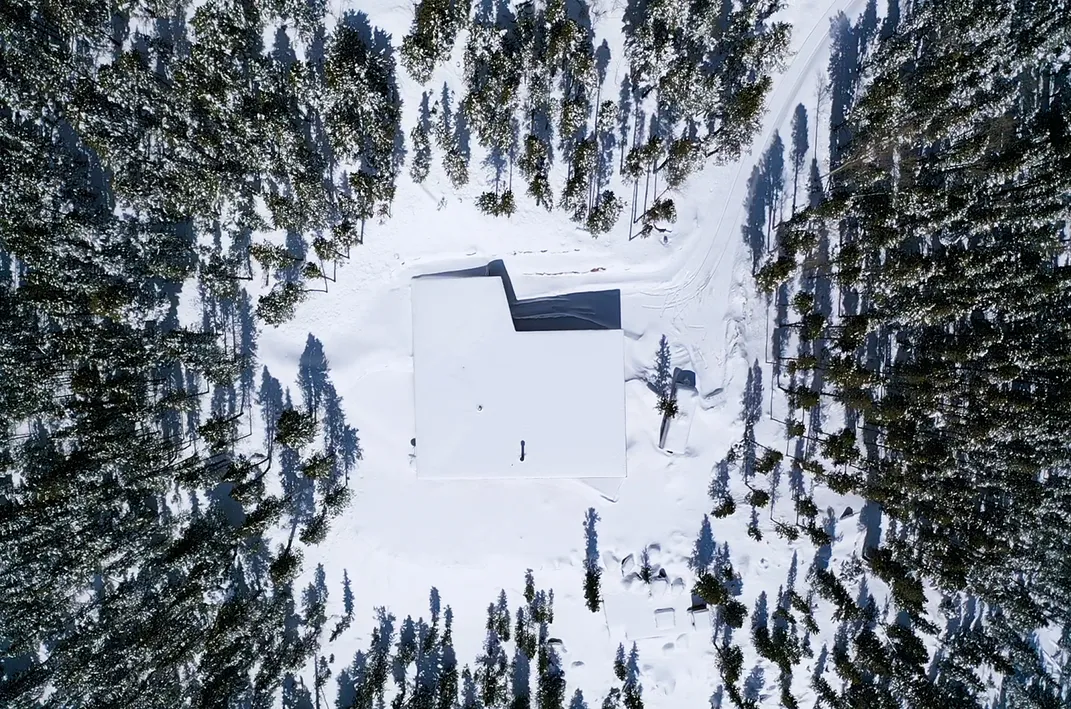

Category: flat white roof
[412, 276, 626, 480]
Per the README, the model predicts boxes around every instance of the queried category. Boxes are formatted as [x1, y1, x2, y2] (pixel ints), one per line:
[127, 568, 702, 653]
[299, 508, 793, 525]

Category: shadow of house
[417, 259, 621, 332]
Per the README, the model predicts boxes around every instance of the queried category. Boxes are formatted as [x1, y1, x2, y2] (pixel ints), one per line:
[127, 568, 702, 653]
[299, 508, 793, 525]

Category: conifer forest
[1, 0, 1070, 707]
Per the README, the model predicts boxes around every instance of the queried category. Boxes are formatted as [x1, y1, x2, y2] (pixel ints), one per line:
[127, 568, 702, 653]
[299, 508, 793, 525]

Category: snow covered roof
[411, 273, 626, 480]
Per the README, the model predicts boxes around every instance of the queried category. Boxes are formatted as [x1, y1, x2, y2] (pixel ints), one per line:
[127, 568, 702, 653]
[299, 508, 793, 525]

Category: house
[411, 265, 626, 480]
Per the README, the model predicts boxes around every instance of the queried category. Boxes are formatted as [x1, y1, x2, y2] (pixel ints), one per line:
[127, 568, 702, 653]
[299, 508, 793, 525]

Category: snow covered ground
[242, 0, 896, 705]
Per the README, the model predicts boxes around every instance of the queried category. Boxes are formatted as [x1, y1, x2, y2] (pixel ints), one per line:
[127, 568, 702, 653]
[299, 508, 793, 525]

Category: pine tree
[652, 335, 672, 401]
[622, 644, 643, 709]
[325, 14, 403, 220]
[476, 624, 508, 708]
[623, 0, 790, 182]
[519, 134, 554, 211]
[753, 7, 1071, 701]
[613, 644, 627, 682]
[582, 508, 602, 611]
[460, 666, 480, 709]
[401, 0, 472, 84]
[495, 590, 512, 641]
[436, 83, 471, 189]
[410, 92, 435, 184]
[535, 644, 565, 709]
[438, 607, 460, 709]
[637, 548, 653, 584]
[585, 192, 623, 236]
[709, 458, 735, 518]
[461, 1, 522, 163]
[276, 408, 318, 450]
[258, 280, 309, 325]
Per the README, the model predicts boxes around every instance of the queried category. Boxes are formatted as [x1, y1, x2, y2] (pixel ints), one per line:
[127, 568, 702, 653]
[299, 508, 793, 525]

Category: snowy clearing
[250, 0, 896, 706]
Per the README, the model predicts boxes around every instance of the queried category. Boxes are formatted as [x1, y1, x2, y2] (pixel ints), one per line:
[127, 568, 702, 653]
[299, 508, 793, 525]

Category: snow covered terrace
[411, 263, 626, 480]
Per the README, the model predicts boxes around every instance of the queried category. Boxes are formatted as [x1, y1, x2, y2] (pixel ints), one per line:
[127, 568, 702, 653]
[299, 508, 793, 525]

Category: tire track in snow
[634, 0, 868, 396]
[639, 0, 867, 309]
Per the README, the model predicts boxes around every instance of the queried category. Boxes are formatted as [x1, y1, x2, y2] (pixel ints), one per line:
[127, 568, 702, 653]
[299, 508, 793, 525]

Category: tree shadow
[511, 643, 530, 701]
[621, 0, 649, 69]
[237, 289, 257, 407]
[298, 334, 362, 485]
[761, 132, 785, 243]
[812, 508, 837, 571]
[715, 542, 741, 596]
[690, 515, 715, 571]
[752, 591, 768, 632]
[155, 362, 185, 444]
[281, 673, 315, 709]
[258, 367, 285, 451]
[184, 367, 202, 439]
[744, 134, 786, 275]
[858, 499, 882, 552]
[56, 119, 112, 217]
[306, 26, 337, 204]
[813, 643, 829, 682]
[595, 40, 611, 87]
[827, 1, 879, 171]
[742, 166, 769, 274]
[455, 96, 472, 162]
[276, 230, 308, 283]
[530, 86, 555, 163]
[298, 334, 329, 413]
[211, 380, 237, 418]
[789, 103, 809, 213]
[740, 360, 763, 480]
[788, 441, 805, 501]
[272, 25, 297, 69]
[0, 247, 11, 286]
[566, 0, 594, 33]
[483, 146, 508, 192]
[772, 282, 789, 373]
[742, 665, 764, 703]
[881, 0, 900, 41]
[323, 382, 361, 486]
[111, 7, 132, 61]
[271, 22, 335, 219]
[280, 390, 316, 525]
[156, 2, 190, 59]
[827, 12, 858, 169]
[617, 76, 633, 169]
[339, 11, 405, 182]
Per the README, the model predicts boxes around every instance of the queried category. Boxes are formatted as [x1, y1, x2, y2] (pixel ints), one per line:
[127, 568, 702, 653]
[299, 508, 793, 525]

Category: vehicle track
[640, 0, 867, 310]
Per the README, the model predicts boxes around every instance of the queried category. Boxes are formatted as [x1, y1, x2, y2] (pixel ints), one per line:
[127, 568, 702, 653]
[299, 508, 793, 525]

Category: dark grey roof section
[415, 259, 621, 332]
[673, 367, 696, 390]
